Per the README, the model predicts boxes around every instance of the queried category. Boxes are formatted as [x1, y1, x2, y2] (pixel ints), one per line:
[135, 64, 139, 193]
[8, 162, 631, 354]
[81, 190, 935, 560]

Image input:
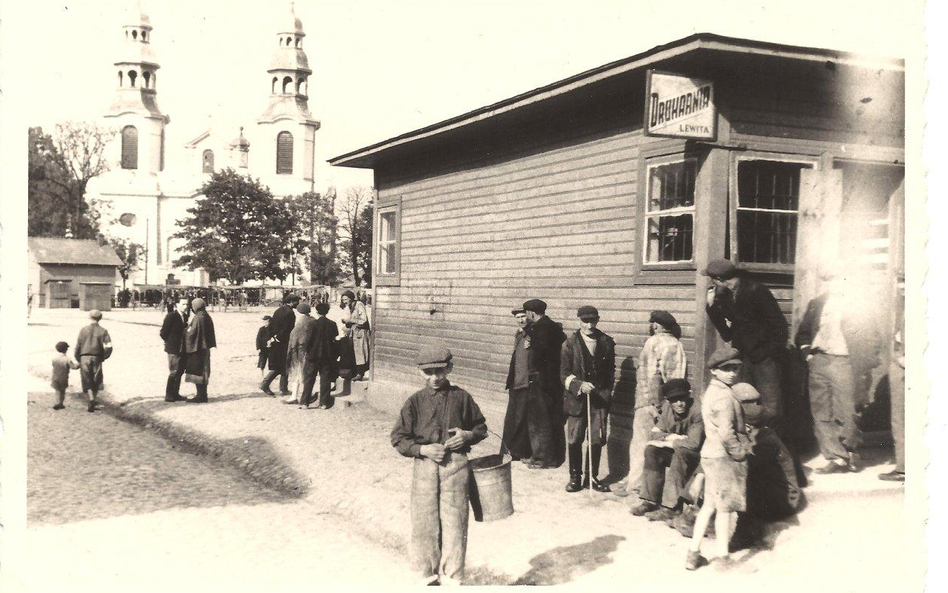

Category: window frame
[640, 153, 700, 269]
[375, 196, 402, 287]
[276, 131, 294, 175]
[121, 125, 138, 170]
[729, 152, 819, 273]
[202, 149, 215, 174]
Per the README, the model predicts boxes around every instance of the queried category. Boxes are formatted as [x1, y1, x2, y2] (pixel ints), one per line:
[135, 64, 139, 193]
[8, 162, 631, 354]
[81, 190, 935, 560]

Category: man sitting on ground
[631, 379, 704, 521]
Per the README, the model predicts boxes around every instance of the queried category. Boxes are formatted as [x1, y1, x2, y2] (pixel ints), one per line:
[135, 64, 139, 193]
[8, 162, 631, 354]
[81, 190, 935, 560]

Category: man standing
[704, 259, 789, 431]
[503, 308, 536, 463]
[74, 310, 113, 413]
[561, 305, 615, 493]
[159, 297, 189, 402]
[309, 302, 340, 409]
[284, 303, 318, 406]
[261, 293, 300, 396]
[880, 283, 905, 482]
[795, 266, 881, 473]
[521, 298, 567, 468]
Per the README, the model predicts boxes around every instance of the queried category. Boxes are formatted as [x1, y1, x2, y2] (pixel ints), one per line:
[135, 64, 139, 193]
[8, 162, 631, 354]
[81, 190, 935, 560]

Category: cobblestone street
[24, 383, 413, 592]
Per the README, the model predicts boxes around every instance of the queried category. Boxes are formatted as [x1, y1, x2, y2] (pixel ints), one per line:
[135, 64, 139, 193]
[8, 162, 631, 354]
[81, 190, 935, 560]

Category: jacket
[560, 329, 616, 417]
[652, 400, 704, 451]
[794, 292, 882, 371]
[160, 311, 187, 355]
[706, 278, 788, 363]
[700, 379, 750, 461]
[523, 315, 566, 398]
[635, 330, 687, 409]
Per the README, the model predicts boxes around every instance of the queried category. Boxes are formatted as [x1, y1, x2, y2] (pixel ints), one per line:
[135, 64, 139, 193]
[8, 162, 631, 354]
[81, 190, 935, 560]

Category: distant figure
[261, 294, 300, 396]
[256, 315, 272, 379]
[310, 302, 340, 409]
[183, 297, 216, 403]
[74, 310, 113, 413]
[880, 291, 905, 483]
[51, 341, 79, 410]
[159, 297, 189, 402]
[284, 303, 317, 407]
[340, 290, 370, 381]
[503, 308, 537, 463]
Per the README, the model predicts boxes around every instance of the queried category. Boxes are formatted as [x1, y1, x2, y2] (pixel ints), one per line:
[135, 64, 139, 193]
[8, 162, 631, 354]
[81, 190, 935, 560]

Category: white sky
[1, 0, 924, 194]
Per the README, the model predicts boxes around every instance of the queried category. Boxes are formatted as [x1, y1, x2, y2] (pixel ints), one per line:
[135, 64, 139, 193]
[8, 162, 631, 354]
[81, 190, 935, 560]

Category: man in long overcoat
[284, 303, 318, 406]
[503, 308, 537, 462]
[261, 293, 300, 396]
[159, 297, 189, 402]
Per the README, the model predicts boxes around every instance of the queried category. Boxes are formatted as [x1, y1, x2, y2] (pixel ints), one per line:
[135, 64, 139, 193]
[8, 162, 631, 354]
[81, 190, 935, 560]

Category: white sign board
[644, 70, 716, 140]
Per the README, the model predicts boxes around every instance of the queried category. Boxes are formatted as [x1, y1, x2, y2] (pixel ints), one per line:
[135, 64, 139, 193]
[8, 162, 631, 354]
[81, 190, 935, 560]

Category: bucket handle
[486, 428, 510, 458]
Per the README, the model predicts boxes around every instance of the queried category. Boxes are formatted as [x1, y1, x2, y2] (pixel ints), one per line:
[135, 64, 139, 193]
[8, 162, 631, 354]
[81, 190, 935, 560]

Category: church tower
[104, 0, 169, 175]
[257, 1, 320, 196]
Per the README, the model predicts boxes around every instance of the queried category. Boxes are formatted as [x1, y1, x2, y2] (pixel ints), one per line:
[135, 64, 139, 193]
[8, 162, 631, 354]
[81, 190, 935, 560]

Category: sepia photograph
[0, 0, 936, 590]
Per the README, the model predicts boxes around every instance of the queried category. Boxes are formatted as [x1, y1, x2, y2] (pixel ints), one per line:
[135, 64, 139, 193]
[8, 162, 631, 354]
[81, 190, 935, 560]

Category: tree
[109, 237, 144, 291]
[28, 122, 114, 239]
[285, 188, 342, 285]
[339, 186, 374, 286]
[172, 169, 297, 284]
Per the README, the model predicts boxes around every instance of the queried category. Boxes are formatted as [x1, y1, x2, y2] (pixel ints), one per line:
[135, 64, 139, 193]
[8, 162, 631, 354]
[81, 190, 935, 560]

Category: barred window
[644, 158, 696, 263]
[276, 131, 293, 175]
[202, 149, 214, 174]
[121, 125, 138, 170]
[736, 160, 810, 265]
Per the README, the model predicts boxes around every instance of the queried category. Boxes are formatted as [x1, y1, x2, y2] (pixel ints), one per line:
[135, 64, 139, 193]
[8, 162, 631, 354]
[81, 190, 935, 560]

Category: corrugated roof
[329, 32, 903, 169]
[28, 237, 123, 267]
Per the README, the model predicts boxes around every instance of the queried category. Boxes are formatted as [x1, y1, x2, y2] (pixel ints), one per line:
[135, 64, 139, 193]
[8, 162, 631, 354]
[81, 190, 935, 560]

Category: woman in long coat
[340, 290, 370, 381]
[184, 297, 216, 403]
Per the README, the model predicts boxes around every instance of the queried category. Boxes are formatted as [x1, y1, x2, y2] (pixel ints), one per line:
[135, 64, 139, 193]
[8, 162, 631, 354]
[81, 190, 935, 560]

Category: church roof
[277, 2, 305, 35]
[28, 237, 123, 267]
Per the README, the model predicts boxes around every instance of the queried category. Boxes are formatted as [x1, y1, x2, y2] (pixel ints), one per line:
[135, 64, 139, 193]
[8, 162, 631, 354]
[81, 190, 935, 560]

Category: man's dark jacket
[159, 311, 187, 355]
[706, 278, 788, 363]
[308, 315, 340, 363]
[266, 304, 297, 371]
[560, 329, 616, 417]
[509, 315, 565, 398]
[793, 292, 882, 369]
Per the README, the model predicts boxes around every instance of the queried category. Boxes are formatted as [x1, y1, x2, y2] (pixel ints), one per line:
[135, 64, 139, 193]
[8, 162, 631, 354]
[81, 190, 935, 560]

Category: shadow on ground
[512, 534, 626, 585]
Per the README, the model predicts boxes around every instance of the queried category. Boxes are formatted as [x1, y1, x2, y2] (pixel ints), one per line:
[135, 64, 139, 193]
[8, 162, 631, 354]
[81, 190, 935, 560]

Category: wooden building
[28, 238, 122, 310]
[330, 34, 904, 465]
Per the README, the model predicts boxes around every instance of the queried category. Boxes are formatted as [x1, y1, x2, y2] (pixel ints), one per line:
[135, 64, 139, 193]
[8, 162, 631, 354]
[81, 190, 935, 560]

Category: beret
[191, 298, 206, 311]
[708, 346, 742, 369]
[732, 382, 761, 402]
[649, 310, 677, 329]
[577, 305, 599, 320]
[296, 303, 311, 315]
[415, 342, 453, 369]
[702, 259, 739, 280]
[283, 293, 301, 304]
[662, 378, 692, 401]
[315, 302, 331, 315]
[522, 299, 547, 314]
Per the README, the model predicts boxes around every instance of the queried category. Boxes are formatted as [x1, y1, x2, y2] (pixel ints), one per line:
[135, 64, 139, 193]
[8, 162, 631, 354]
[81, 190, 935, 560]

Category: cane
[586, 386, 594, 497]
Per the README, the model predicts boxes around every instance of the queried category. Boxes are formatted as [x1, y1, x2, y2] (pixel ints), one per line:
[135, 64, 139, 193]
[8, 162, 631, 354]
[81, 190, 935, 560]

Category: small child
[686, 346, 752, 572]
[390, 343, 488, 586]
[51, 341, 79, 410]
[256, 315, 272, 379]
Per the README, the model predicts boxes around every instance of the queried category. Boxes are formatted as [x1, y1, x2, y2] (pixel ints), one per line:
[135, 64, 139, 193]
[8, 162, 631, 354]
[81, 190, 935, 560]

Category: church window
[276, 132, 293, 175]
[295, 37, 301, 47]
[142, 31, 147, 41]
[272, 77, 278, 93]
[132, 30, 138, 40]
[202, 150, 215, 174]
[129, 70, 138, 87]
[118, 71, 124, 87]
[286, 36, 292, 46]
[121, 126, 139, 170]
[143, 71, 151, 89]
[296, 78, 303, 94]
[282, 76, 292, 93]
[160, 127, 165, 171]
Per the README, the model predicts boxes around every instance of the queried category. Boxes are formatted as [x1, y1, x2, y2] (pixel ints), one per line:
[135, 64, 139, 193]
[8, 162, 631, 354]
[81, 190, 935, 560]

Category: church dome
[268, 49, 311, 73]
[123, 0, 152, 29]
[276, 2, 305, 35]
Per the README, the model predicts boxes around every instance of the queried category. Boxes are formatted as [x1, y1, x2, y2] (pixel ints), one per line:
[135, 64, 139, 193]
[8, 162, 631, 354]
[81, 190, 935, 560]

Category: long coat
[522, 315, 566, 400]
[560, 329, 616, 417]
[342, 300, 370, 367]
[184, 309, 216, 384]
[266, 304, 296, 372]
[706, 278, 788, 363]
[160, 311, 187, 355]
[286, 314, 317, 388]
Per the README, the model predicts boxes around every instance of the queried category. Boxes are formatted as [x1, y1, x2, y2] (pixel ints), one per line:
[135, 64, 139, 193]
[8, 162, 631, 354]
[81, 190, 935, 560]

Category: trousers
[410, 453, 470, 581]
[740, 356, 784, 429]
[808, 353, 860, 461]
[166, 353, 187, 398]
[890, 361, 905, 472]
[640, 445, 700, 508]
[626, 406, 658, 495]
[79, 356, 103, 393]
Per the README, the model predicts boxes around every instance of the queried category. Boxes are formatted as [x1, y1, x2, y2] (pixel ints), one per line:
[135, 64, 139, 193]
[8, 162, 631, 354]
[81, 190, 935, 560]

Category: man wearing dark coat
[309, 302, 340, 409]
[704, 259, 789, 432]
[159, 297, 189, 402]
[284, 303, 318, 407]
[560, 305, 616, 493]
[503, 308, 537, 463]
[261, 293, 300, 396]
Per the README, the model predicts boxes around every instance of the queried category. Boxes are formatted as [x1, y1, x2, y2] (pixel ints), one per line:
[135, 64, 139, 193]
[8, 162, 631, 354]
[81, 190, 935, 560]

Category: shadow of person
[605, 356, 636, 483]
[513, 534, 626, 585]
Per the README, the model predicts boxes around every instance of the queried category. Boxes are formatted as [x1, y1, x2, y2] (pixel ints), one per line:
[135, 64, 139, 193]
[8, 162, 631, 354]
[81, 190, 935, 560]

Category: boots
[188, 384, 209, 403]
[565, 471, 583, 493]
[260, 370, 279, 396]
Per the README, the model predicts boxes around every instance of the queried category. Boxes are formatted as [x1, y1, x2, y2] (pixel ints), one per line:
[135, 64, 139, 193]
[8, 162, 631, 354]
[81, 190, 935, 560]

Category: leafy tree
[28, 123, 114, 239]
[172, 169, 297, 284]
[339, 186, 374, 286]
[109, 238, 144, 291]
[285, 188, 342, 286]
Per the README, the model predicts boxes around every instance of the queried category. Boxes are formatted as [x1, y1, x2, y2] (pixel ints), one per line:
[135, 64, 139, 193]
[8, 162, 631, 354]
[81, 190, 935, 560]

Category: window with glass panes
[121, 126, 138, 170]
[379, 210, 398, 274]
[276, 131, 293, 174]
[736, 160, 810, 265]
[644, 158, 696, 263]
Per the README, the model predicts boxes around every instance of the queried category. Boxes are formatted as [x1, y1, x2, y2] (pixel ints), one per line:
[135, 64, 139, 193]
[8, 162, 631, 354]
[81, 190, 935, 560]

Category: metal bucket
[468, 453, 514, 522]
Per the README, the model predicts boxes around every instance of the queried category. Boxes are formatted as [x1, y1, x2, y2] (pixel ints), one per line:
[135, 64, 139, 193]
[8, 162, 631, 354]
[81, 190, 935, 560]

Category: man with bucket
[391, 343, 488, 586]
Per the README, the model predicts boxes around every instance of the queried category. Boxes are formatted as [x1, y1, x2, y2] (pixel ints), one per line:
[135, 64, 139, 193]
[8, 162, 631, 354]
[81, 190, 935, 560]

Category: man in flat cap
[795, 264, 881, 474]
[515, 298, 566, 468]
[631, 378, 704, 522]
[391, 343, 488, 586]
[561, 305, 616, 492]
[503, 308, 538, 463]
[74, 309, 113, 413]
[284, 303, 317, 407]
[619, 309, 688, 499]
[261, 293, 300, 395]
[703, 259, 788, 433]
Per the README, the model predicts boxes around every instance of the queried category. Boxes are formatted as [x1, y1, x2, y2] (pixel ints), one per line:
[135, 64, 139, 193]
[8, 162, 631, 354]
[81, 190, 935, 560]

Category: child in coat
[51, 341, 79, 410]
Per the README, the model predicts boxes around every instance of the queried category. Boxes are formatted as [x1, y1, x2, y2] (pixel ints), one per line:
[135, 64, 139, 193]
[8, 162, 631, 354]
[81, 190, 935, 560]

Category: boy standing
[560, 305, 616, 493]
[256, 315, 271, 379]
[51, 341, 79, 410]
[391, 343, 488, 586]
[74, 310, 113, 412]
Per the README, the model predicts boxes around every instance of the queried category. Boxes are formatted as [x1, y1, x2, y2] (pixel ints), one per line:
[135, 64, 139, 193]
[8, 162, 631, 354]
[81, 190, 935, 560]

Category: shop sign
[645, 70, 716, 140]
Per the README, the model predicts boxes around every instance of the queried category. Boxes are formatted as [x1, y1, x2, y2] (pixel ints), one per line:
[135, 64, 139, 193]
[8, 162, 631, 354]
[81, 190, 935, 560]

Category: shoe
[353, 374, 364, 382]
[187, 396, 209, 403]
[419, 574, 440, 586]
[612, 485, 630, 498]
[260, 384, 275, 396]
[685, 550, 708, 571]
[645, 507, 679, 522]
[316, 405, 329, 409]
[847, 451, 861, 473]
[815, 461, 850, 475]
[565, 473, 583, 493]
[282, 397, 299, 405]
[879, 470, 905, 482]
[591, 479, 610, 493]
[87, 401, 96, 413]
[164, 394, 187, 402]
[53, 403, 65, 410]
[631, 501, 659, 516]
[279, 390, 293, 396]
[714, 555, 737, 572]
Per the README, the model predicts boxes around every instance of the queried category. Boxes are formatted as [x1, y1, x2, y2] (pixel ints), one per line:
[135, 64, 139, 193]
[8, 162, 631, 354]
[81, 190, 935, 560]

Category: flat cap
[662, 378, 692, 401]
[522, 299, 547, 314]
[88, 309, 103, 321]
[262, 315, 272, 321]
[577, 305, 599, 320]
[297, 303, 311, 315]
[702, 259, 739, 280]
[732, 382, 761, 403]
[511, 308, 525, 315]
[415, 342, 453, 369]
[315, 302, 331, 315]
[707, 346, 742, 369]
[283, 293, 301, 304]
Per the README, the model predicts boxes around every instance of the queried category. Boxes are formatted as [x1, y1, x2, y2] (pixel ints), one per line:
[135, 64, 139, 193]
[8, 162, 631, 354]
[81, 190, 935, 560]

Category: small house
[28, 237, 123, 310]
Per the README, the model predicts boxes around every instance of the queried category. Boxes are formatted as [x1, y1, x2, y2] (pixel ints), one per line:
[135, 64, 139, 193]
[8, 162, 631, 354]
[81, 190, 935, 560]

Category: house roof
[329, 33, 903, 169]
[28, 237, 123, 267]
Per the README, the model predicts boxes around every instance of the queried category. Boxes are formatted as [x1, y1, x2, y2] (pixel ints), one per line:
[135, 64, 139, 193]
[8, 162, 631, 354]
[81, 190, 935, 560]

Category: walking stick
[586, 387, 594, 498]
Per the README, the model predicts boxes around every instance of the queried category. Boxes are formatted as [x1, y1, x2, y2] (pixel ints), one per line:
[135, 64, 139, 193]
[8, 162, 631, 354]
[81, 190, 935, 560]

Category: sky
[1, 0, 925, 194]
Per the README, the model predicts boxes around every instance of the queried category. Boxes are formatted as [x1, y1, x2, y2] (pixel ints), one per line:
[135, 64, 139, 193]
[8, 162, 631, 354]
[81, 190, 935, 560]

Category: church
[87, 2, 320, 288]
